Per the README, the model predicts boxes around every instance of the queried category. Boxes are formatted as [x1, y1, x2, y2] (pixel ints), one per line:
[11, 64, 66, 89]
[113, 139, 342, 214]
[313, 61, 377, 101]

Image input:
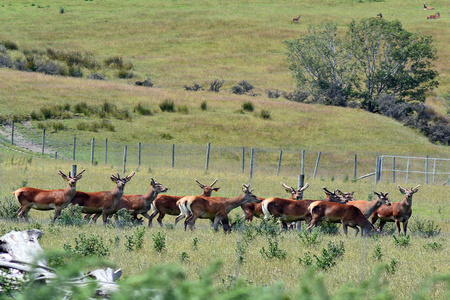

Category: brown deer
[307, 201, 375, 236]
[240, 182, 309, 222]
[423, 4, 435, 10]
[90, 177, 168, 225]
[371, 185, 420, 235]
[292, 15, 300, 22]
[426, 11, 440, 19]
[346, 192, 391, 219]
[71, 172, 135, 224]
[14, 169, 85, 222]
[149, 179, 220, 227]
[261, 187, 349, 230]
[182, 184, 261, 232]
[376, 12, 383, 18]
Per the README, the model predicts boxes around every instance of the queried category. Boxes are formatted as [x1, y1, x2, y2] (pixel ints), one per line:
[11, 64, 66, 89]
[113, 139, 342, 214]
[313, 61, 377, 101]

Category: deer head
[58, 169, 86, 187]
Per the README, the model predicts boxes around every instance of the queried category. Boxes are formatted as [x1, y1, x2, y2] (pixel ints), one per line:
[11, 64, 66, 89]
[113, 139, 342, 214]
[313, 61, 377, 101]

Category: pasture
[0, 155, 448, 299]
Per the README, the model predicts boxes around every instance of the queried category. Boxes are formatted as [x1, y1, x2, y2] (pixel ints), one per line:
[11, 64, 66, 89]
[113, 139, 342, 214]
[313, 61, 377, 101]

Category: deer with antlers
[241, 182, 309, 222]
[181, 184, 260, 232]
[71, 172, 135, 225]
[371, 185, 420, 235]
[261, 187, 349, 230]
[148, 179, 220, 227]
[292, 15, 300, 22]
[14, 169, 86, 222]
[426, 11, 440, 19]
[346, 192, 391, 219]
[423, 4, 435, 10]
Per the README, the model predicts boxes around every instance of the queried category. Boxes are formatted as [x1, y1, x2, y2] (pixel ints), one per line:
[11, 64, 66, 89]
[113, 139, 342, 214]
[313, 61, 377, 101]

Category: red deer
[376, 12, 383, 18]
[307, 201, 375, 236]
[261, 187, 349, 230]
[91, 178, 168, 225]
[347, 192, 390, 219]
[71, 172, 135, 224]
[426, 11, 440, 19]
[149, 179, 220, 227]
[292, 15, 300, 22]
[240, 182, 309, 222]
[182, 184, 261, 232]
[371, 185, 420, 235]
[423, 4, 435, 10]
[14, 169, 85, 222]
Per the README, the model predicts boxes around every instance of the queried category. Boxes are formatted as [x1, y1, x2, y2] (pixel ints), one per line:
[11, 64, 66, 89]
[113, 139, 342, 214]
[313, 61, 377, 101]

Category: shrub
[63, 233, 110, 257]
[242, 101, 254, 112]
[314, 241, 345, 270]
[1, 40, 19, 50]
[87, 72, 105, 80]
[260, 109, 271, 120]
[266, 89, 281, 98]
[0, 54, 13, 68]
[232, 80, 254, 95]
[134, 103, 153, 116]
[54, 204, 86, 226]
[409, 216, 441, 237]
[260, 237, 286, 260]
[135, 77, 153, 87]
[393, 234, 410, 247]
[160, 99, 175, 112]
[209, 79, 224, 92]
[297, 230, 322, 246]
[282, 90, 309, 102]
[152, 231, 166, 253]
[59, 7, 65, 14]
[0, 197, 20, 219]
[117, 69, 134, 79]
[68, 65, 83, 77]
[318, 221, 341, 235]
[125, 227, 146, 251]
[192, 237, 199, 251]
[200, 101, 207, 111]
[160, 133, 173, 140]
[423, 241, 443, 251]
[36, 60, 64, 75]
[51, 121, 65, 132]
[114, 208, 139, 228]
[373, 244, 383, 260]
[184, 83, 203, 91]
[385, 258, 399, 274]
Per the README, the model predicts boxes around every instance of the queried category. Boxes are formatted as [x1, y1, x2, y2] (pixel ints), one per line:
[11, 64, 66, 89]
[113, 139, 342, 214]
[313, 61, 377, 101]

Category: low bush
[63, 233, 110, 258]
[260, 237, 287, 260]
[54, 204, 86, 227]
[0, 197, 20, 219]
[282, 90, 309, 102]
[260, 109, 271, 120]
[209, 79, 224, 92]
[266, 89, 281, 98]
[133, 103, 153, 116]
[242, 101, 254, 112]
[135, 77, 153, 87]
[200, 101, 207, 111]
[87, 72, 105, 80]
[232, 80, 254, 95]
[152, 231, 166, 253]
[184, 83, 203, 91]
[410, 216, 441, 237]
[160, 99, 175, 112]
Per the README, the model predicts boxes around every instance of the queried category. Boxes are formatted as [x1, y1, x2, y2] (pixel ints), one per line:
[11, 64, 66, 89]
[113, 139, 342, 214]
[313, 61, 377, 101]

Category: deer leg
[148, 210, 158, 227]
[395, 220, 401, 235]
[157, 212, 166, 227]
[342, 223, 348, 236]
[83, 214, 92, 221]
[52, 207, 63, 223]
[402, 220, 409, 235]
[90, 213, 101, 224]
[377, 220, 386, 232]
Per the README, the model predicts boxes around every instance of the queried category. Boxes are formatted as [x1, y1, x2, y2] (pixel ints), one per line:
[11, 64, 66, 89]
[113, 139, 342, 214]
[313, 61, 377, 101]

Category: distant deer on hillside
[423, 4, 435, 10]
[292, 15, 300, 22]
[376, 12, 383, 19]
[426, 11, 440, 19]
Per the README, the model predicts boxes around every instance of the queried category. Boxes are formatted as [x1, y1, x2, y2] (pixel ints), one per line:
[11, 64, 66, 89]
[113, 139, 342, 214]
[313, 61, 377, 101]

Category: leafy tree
[284, 22, 356, 106]
[347, 18, 439, 111]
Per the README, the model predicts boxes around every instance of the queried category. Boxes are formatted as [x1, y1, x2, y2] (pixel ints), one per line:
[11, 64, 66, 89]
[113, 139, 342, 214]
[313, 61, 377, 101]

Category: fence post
[91, 138, 95, 165]
[41, 129, 46, 155]
[138, 142, 142, 166]
[353, 154, 357, 179]
[313, 152, 321, 179]
[249, 148, 254, 181]
[11, 121, 14, 145]
[432, 158, 436, 184]
[105, 138, 108, 164]
[241, 147, 245, 173]
[206, 143, 211, 171]
[123, 145, 127, 173]
[71, 165, 77, 177]
[425, 155, 429, 185]
[55, 151, 57, 159]
[73, 137, 76, 161]
[277, 150, 283, 176]
[172, 144, 175, 168]
[375, 157, 379, 184]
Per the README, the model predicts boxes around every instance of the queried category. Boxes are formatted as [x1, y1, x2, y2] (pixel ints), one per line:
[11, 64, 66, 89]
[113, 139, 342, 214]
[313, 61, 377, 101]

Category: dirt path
[0, 122, 56, 155]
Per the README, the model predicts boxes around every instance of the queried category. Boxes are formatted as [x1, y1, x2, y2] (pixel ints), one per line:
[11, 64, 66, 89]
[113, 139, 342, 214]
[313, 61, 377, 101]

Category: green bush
[63, 233, 110, 257]
[133, 103, 153, 116]
[260, 237, 286, 260]
[200, 101, 207, 111]
[152, 231, 166, 253]
[393, 234, 410, 247]
[242, 101, 254, 112]
[410, 216, 442, 237]
[260, 109, 271, 120]
[0, 197, 20, 219]
[159, 99, 175, 112]
[54, 204, 86, 227]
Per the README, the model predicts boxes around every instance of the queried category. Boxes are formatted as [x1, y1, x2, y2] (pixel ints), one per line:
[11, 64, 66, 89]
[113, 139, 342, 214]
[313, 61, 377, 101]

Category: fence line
[2, 127, 450, 185]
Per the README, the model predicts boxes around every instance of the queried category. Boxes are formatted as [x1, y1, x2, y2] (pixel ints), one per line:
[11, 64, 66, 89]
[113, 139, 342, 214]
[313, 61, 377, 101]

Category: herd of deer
[292, 4, 441, 22]
[13, 169, 420, 237]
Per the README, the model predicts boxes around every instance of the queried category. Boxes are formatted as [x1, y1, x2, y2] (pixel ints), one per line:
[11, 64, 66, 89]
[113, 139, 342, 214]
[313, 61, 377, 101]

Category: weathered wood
[0, 229, 121, 296]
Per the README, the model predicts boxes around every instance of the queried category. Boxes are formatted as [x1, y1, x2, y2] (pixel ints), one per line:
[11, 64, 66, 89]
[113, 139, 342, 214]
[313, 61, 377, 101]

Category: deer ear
[213, 188, 220, 192]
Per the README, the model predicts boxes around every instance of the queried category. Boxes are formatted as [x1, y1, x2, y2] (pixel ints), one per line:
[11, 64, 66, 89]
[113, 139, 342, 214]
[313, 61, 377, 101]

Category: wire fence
[2, 124, 450, 185]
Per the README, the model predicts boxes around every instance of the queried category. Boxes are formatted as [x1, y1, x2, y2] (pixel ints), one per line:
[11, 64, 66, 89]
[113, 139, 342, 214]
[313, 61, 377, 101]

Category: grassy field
[0, 155, 449, 298]
[0, 0, 449, 298]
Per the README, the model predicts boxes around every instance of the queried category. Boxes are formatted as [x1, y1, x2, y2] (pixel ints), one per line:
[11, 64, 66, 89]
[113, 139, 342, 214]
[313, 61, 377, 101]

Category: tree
[284, 20, 439, 110]
[284, 22, 356, 106]
[347, 18, 439, 111]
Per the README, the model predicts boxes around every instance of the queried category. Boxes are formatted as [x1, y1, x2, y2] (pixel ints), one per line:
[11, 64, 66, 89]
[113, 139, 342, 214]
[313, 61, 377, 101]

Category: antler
[209, 179, 218, 187]
[75, 169, 86, 179]
[281, 182, 295, 193]
[323, 187, 333, 194]
[300, 182, 309, 192]
[412, 184, 420, 193]
[124, 171, 135, 182]
[195, 179, 205, 188]
[242, 184, 254, 194]
[58, 170, 68, 179]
